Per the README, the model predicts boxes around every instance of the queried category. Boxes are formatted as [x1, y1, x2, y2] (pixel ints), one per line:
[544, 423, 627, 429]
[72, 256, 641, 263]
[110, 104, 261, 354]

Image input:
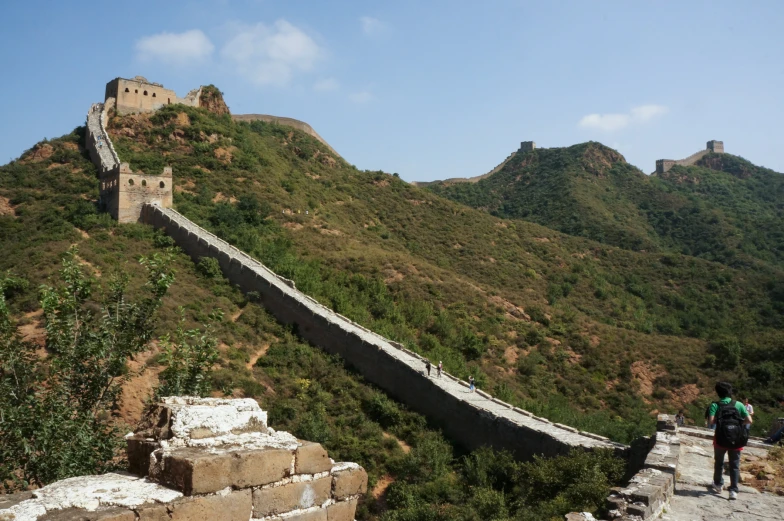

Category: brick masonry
[1, 398, 366, 521]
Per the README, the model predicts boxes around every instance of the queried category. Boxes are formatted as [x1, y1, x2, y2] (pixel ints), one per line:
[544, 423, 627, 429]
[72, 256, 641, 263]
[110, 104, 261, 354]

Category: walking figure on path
[437, 361, 442, 378]
[707, 381, 751, 501]
[425, 359, 431, 377]
[469, 375, 475, 392]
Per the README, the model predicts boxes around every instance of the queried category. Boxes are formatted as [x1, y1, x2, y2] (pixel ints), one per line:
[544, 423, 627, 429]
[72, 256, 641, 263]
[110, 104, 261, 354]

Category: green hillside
[1, 99, 783, 518]
[101, 104, 784, 426]
[427, 143, 784, 268]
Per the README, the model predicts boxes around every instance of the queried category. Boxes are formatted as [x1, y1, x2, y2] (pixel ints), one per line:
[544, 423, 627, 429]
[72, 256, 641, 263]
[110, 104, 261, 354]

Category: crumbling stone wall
[1, 398, 367, 521]
[141, 204, 640, 472]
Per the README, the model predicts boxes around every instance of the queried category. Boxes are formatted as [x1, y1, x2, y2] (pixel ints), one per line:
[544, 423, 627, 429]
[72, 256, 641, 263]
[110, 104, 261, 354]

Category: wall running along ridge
[655, 140, 724, 174]
[86, 98, 173, 223]
[141, 204, 651, 474]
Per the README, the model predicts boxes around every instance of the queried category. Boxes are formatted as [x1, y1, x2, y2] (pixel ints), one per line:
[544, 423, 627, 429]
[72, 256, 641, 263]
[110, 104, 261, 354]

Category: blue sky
[1, 0, 782, 181]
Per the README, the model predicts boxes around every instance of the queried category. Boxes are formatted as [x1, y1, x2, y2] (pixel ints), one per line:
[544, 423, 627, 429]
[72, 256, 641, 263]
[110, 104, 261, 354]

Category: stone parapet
[603, 414, 681, 521]
[2, 398, 366, 521]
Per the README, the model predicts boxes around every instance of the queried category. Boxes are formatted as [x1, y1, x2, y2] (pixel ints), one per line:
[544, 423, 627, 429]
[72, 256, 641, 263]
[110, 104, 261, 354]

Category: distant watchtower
[520, 141, 536, 152]
[655, 140, 725, 174]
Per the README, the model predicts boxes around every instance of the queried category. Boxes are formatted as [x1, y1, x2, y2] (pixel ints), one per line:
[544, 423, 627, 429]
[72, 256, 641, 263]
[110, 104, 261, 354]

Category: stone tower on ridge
[87, 76, 205, 222]
[520, 141, 537, 152]
[655, 140, 725, 174]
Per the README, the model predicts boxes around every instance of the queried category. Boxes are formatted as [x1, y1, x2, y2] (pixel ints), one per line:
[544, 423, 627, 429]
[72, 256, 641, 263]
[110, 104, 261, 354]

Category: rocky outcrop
[1, 398, 367, 521]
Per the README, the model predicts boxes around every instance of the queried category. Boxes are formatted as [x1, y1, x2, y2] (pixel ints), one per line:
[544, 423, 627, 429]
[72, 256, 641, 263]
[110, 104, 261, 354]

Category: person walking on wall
[744, 398, 754, 432]
[437, 361, 442, 378]
[469, 375, 475, 392]
[764, 395, 784, 444]
[675, 410, 685, 427]
[708, 382, 751, 500]
[425, 359, 431, 377]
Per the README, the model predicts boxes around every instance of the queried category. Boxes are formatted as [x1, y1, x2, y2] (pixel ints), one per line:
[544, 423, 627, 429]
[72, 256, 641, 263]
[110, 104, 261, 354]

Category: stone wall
[655, 141, 725, 174]
[140, 204, 643, 472]
[86, 97, 173, 223]
[106, 77, 201, 116]
[520, 141, 536, 152]
[603, 415, 680, 520]
[1, 398, 367, 521]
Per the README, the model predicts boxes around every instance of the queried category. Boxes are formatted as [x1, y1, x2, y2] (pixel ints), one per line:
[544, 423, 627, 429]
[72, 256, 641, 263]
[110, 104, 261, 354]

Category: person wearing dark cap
[764, 395, 784, 444]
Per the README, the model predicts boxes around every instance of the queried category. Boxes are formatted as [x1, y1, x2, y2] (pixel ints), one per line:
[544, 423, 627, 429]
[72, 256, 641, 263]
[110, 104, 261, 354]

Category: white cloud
[222, 20, 322, 86]
[360, 16, 385, 35]
[579, 104, 669, 131]
[349, 91, 373, 104]
[630, 104, 669, 122]
[313, 77, 339, 91]
[579, 113, 630, 132]
[135, 30, 214, 65]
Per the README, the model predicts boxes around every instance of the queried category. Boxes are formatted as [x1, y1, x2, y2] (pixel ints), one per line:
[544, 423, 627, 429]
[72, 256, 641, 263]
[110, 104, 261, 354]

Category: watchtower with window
[104, 76, 201, 115]
[99, 163, 173, 223]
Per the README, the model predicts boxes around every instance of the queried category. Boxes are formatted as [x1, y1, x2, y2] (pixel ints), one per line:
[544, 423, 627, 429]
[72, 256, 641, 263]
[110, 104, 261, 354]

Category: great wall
[4, 76, 776, 521]
[654, 140, 724, 174]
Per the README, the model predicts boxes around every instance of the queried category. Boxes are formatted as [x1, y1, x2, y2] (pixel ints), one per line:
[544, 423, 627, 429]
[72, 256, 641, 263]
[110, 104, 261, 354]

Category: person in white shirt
[744, 398, 754, 432]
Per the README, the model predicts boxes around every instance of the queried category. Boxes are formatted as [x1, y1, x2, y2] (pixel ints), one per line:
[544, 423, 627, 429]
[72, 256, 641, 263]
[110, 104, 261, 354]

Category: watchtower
[520, 141, 537, 152]
[105, 76, 201, 115]
[99, 163, 173, 223]
[707, 140, 724, 153]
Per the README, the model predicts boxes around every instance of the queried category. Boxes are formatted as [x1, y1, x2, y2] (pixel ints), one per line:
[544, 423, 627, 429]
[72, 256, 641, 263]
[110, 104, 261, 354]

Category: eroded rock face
[3, 398, 367, 521]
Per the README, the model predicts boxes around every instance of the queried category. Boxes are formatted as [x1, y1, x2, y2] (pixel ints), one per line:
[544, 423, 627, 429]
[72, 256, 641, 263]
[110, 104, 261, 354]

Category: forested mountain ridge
[426, 143, 784, 269]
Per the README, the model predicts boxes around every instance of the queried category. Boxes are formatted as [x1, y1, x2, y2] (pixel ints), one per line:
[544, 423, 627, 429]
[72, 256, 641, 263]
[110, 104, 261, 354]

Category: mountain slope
[99, 104, 784, 432]
[426, 143, 784, 269]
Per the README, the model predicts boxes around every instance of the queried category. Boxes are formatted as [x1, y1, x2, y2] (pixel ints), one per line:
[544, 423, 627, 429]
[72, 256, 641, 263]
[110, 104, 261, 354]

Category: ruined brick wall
[141, 205, 638, 472]
[106, 76, 201, 116]
[1, 398, 367, 521]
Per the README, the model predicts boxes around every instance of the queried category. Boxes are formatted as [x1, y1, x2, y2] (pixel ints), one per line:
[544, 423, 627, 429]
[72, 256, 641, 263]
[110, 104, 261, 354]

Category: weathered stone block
[296, 442, 332, 474]
[326, 498, 358, 521]
[657, 414, 676, 432]
[160, 447, 293, 495]
[252, 476, 331, 517]
[332, 466, 368, 500]
[137, 489, 252, 521]
[38, 507, 136, 521]
[275, 509, 327, 521]
[127, 436, 159, 476]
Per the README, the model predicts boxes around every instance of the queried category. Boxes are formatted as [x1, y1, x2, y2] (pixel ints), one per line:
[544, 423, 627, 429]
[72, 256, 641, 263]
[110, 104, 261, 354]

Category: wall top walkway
[86, 102, 120, 172]
[147, 203, 628, 453]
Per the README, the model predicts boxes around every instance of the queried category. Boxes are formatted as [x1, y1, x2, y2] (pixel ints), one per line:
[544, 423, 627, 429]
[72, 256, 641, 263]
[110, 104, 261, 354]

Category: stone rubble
[1, 398, 367, 521]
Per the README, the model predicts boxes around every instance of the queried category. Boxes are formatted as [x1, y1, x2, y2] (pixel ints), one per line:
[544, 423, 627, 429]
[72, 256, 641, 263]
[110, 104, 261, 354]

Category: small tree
[156, 308, 221, 398]
[0, 247, 174, 491]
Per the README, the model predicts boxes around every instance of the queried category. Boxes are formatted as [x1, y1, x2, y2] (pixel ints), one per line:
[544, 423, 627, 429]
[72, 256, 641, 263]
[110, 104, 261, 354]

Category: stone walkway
[662, 431, 782, 520]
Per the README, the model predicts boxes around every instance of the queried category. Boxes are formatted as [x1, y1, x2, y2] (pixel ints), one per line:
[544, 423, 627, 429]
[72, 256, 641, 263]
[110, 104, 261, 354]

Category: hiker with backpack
[707, 381, 752, 500]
